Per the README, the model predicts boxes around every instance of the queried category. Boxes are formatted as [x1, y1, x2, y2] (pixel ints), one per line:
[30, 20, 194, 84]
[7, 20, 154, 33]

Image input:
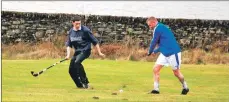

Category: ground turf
[2, 59, 229, 102]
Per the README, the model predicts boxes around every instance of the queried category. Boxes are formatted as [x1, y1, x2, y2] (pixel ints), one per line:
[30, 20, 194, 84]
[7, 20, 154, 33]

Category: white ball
[119, 89, 123, 93]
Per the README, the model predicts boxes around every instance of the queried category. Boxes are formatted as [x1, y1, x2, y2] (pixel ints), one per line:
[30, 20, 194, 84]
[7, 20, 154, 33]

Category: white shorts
[155, 52, 181, 70]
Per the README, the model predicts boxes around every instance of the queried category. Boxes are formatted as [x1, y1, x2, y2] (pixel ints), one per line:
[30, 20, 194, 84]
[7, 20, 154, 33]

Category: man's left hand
[99, 52, 106, 58]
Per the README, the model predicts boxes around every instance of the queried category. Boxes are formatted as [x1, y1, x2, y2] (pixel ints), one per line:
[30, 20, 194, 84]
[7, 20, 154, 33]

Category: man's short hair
[71, 16, 81, 22]
[146, 16, 157, 22]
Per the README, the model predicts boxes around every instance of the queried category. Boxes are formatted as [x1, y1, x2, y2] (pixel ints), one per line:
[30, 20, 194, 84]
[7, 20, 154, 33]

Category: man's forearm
[95, 44, 102, 54]
[66, 46, 71, 57]
[148, 34, 160, 54]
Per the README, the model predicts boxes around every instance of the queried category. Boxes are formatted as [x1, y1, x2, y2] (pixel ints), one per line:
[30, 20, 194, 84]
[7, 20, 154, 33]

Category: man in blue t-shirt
[65, 16, 105, 89]
[147, 16, 189, 95]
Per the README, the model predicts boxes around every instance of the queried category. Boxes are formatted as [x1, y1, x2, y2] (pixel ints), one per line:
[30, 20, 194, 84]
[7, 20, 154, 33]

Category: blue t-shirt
[148, 22, 181, 57]
[66, 26, 98, 52]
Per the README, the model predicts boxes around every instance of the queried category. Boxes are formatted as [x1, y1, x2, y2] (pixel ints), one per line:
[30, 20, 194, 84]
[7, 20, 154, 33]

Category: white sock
[182, 81, 188, 89]
[154, 82, 159, 91]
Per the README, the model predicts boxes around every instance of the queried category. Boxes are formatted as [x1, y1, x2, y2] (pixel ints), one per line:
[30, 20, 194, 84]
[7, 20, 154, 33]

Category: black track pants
[69, 50, 90, 88]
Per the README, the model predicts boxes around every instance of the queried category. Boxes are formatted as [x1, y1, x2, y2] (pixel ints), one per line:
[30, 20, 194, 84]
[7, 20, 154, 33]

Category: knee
[173, 71, 180, 77]
[74, 60, 81, 64]
[153, 68, 158, 74]
[153, 66, 160, 75]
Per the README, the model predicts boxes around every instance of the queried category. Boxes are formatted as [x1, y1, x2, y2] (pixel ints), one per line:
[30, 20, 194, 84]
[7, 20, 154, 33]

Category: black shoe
[82, 83, 89, 89]
[181, 88, 189, 95]
[150, 90, 160, 94]
[76, 84, 84, 88]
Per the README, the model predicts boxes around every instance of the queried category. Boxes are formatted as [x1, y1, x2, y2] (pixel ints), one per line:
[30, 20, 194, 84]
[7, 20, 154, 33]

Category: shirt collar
[79, 26, 82, 30]
[73, 26, 82, 31]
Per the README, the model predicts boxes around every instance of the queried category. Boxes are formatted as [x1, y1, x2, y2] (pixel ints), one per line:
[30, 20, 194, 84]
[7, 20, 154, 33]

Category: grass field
[2, 59, 229, 102]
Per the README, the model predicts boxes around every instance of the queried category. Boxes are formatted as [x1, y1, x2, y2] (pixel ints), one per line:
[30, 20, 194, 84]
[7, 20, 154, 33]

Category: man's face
[72, 21, 81, 29]
[147, 20, 156, 30]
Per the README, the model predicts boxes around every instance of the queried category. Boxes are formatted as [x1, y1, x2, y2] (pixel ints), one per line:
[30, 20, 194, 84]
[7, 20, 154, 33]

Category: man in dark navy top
[65, 16, 105, 89]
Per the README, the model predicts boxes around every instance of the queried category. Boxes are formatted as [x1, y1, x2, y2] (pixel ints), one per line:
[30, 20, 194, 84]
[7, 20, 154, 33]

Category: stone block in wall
[117, 24, 122, 27]
[37, 28, 47, 30]
[121, 25, 125, 29]
[216, 29, 224, 34]
[31, 27, 37, 30]
[35, 31, 45, 38]
[41, 37, 49, 42]
[27, 21, 34, 24]
[65, 22, 72, 27]
[195, 37, 201, 40]
[32, 24, 38, 28]
[2, 22, 11, 26]
[180, 38, 191, 46]
[12, 21, 21, 25]
[26, 27, 31, 30]
[196, 40, 203, 48]
[105, 28, 112, 33]
[205, 34, 210, 38]
[20, 19, 25, 24]
[41, 19, 46, 22]
[27, 29, 36, 34]
[98, 28, 105, 32]
[121, 32, 127, 35]
[20, 31, 27, 38]
[13, 29, 21, 34]
[64, 26, 70, 30]
[142, 31, 148, 34]
[23, 23, 31, 27]
[2, 26, 8, 30]
[137, 35, 144, 38]
[15, 38, 22, 42]
[10, 25, 19, 29]
[134, 28, 141, 31]
[40, 20, 48, 24]
[187, 27, 192, 31]
[46, 30, 55, 34]
[58, 29, 67, 35]
[127, 28, 133, 33]
[109, 31, 117, 35]
[19, 25, 26, 30]
[182, 32, 188, 37]
[117, 28, 122, 31]
[203, 30, 209, 34]
[209, 30, 215, 34]
[6, 30, 15, 36]
[193, 26, 198, 30]
[102, 23, 107, 27]
[133, 31, 143, 35]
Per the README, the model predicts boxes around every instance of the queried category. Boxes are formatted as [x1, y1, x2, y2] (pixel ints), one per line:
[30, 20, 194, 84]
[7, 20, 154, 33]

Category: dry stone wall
[1, 11, 229, 51]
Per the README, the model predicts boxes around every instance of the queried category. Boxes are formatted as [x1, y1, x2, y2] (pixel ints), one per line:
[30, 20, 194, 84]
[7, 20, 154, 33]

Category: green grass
[2, 59, 229, 102]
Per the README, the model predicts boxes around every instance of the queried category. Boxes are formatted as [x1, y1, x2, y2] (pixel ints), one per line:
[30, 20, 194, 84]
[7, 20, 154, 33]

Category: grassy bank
[2, 41, 229, 64]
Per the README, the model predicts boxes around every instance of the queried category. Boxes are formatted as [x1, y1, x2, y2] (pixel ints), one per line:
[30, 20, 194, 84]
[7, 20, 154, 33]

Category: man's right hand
[65, 56, 70, 60]
[147, 52, 156, 56]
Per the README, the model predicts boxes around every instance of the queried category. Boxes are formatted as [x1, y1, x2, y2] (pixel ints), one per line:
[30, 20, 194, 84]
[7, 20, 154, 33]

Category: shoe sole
[181, 89, 189, 95]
